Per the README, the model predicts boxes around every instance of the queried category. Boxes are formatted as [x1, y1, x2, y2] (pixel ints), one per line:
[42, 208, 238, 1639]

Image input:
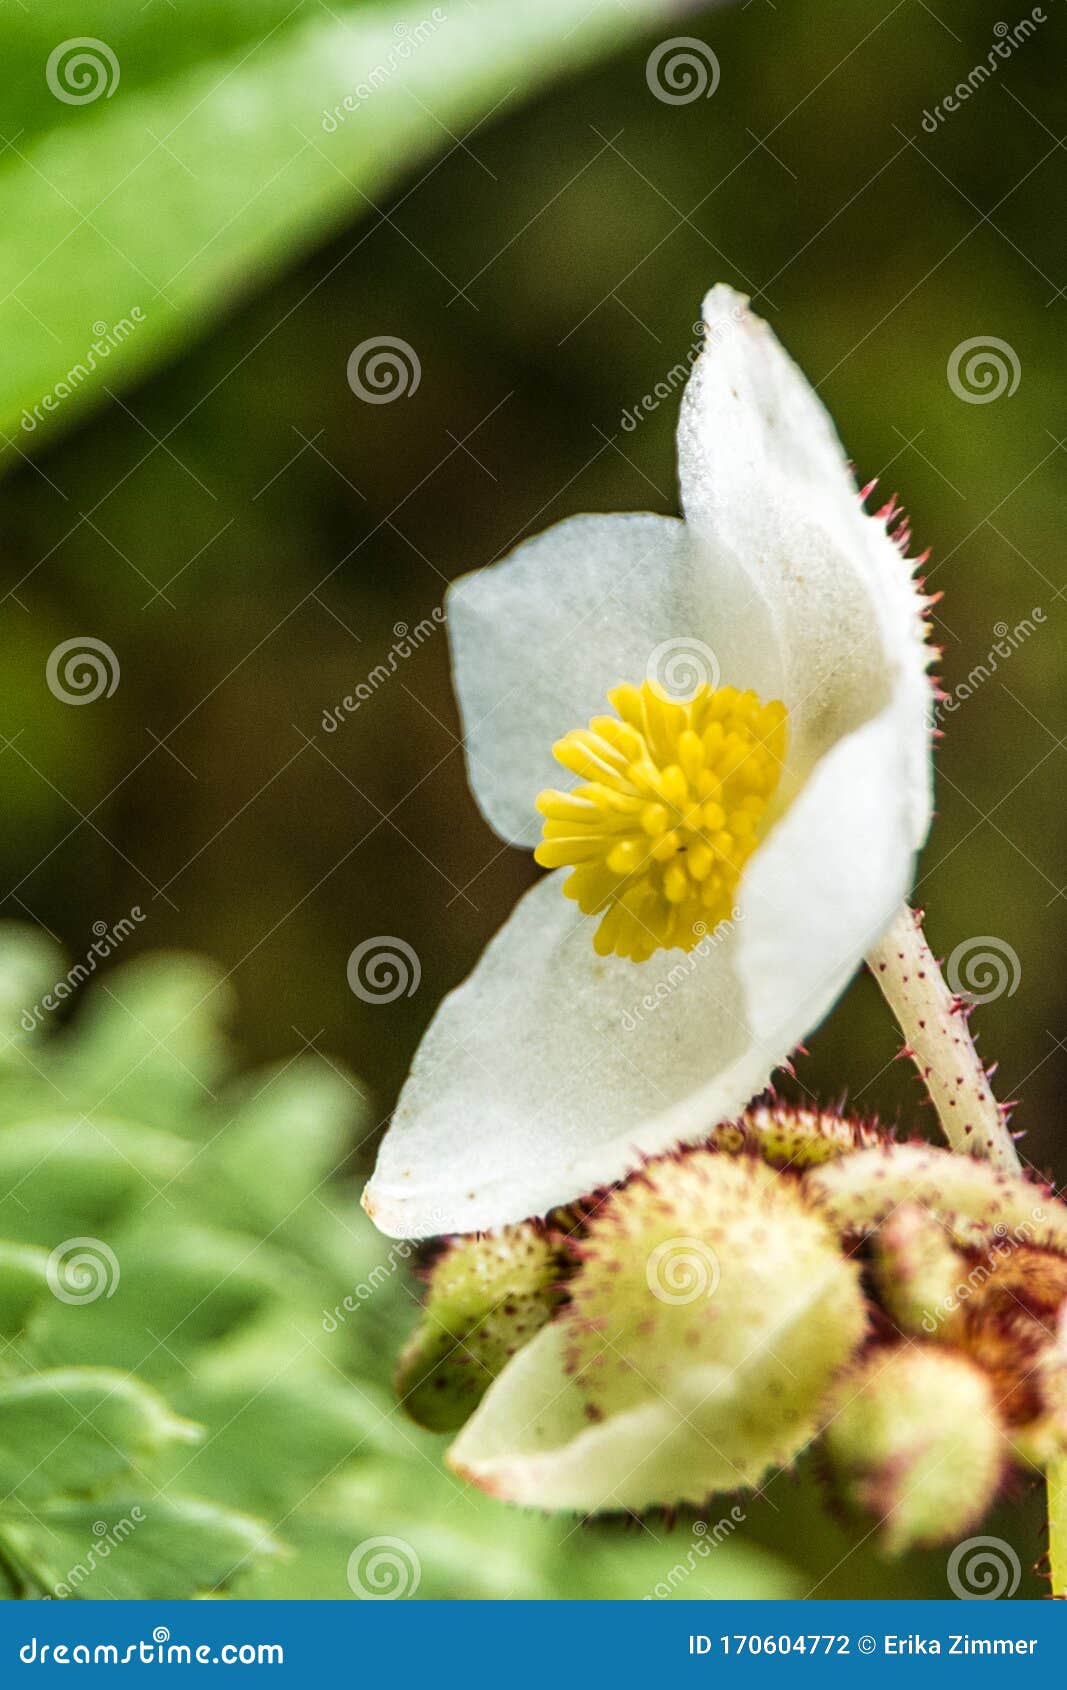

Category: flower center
[534, 680, 788, 962]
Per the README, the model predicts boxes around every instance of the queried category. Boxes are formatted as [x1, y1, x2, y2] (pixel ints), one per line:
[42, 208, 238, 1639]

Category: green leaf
[0, 1244, 51, 1338]
[241, 1465, 805, 1600]
[29, 1221, 294, 1384]
[50, 954, 232, 1129]
[243, 1463, 555, 1600]
[193, 1060, 360, 1233]
[0, 1370, 197, 1504]
[1, 0, 677, 453]
[0, 925, 65, 1061]
[0, 1117, 190, 1244]
[1, 1496, 280, 1600]
[168, 1371, 410, 1517]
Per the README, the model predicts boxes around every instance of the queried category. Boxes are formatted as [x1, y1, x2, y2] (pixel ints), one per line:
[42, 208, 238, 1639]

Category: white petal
[448, 513, 782, 847]
[736, 694, 916, 1044]
[450, 1324, 753, 1511]
[364, 692, 915, 1240]
[448, 1305, 831, 1513]
[364, 872, 775, 1238]
[679, 285, 932, 845]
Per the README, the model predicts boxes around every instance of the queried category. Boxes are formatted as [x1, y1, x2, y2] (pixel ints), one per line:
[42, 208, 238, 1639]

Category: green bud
[872, 1204, 964, 1337]
[397, 1224, 565, 1432]
[808, 1143, 1067, 1467]
[950, 1243, 1067, 1462]
[805, 1143, 1067, 1253]
[825, 1345, 1004, 1554]
[447, 1149, 867, 1510]
[564, 1149, 866, 1493]
[711, 1104, 886, 1168]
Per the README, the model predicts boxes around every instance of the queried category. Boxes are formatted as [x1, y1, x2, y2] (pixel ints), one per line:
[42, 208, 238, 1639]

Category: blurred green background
[0, 0, 1063, 1597]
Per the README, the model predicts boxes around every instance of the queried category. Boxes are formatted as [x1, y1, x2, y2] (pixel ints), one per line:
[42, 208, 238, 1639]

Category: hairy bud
[825, 1345, 1005, 1553]
[450, 1147, 870, 1508]
[872, 1204, 964, 1336]
[397, 1223, 565, 1431]
[711, 1103, 887, 1168]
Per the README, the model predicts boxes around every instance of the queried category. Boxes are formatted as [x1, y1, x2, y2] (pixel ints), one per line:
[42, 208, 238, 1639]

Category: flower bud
[808, 1142, 1067, 1466]
[397, 1223, 564, 1432]
[872, 1204, 963, 1336]
[950, 1243, 1067, 1462]
[825, 1345, 1005, 1553]
[448, 1147, 866, 1511]
[711, 1103, 886, 1168]
[563, 1149, 866, 1494]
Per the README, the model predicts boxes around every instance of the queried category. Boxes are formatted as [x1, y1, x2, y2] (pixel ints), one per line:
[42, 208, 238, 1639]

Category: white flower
[364, 285, 933, 1239]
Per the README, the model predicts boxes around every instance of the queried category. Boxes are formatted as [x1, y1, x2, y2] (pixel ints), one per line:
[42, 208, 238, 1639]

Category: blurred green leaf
[0, 924, 810, 1600]
[0, 1369, 195, 1504]
[169, 1372, 410, 1516]
[0, 1117, 190, 1243]
[50, 953, 233, 1128]
[2, 1496, 280, 1601]
[194, 1059, 360, 1233]
[1, 0, 678, 455]
[29, 1221, 295, 1382]
[0, 1243, 51, 1337]
[0, 926, 65, 1064]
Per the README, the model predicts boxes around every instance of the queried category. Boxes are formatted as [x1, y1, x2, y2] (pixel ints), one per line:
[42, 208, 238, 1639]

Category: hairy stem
[866, 905, 1067, 1591]
[866, 904, 1019, 1171]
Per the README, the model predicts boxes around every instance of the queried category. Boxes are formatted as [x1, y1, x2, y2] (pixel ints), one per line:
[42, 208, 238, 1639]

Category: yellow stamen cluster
[535, 680, 788, 962]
